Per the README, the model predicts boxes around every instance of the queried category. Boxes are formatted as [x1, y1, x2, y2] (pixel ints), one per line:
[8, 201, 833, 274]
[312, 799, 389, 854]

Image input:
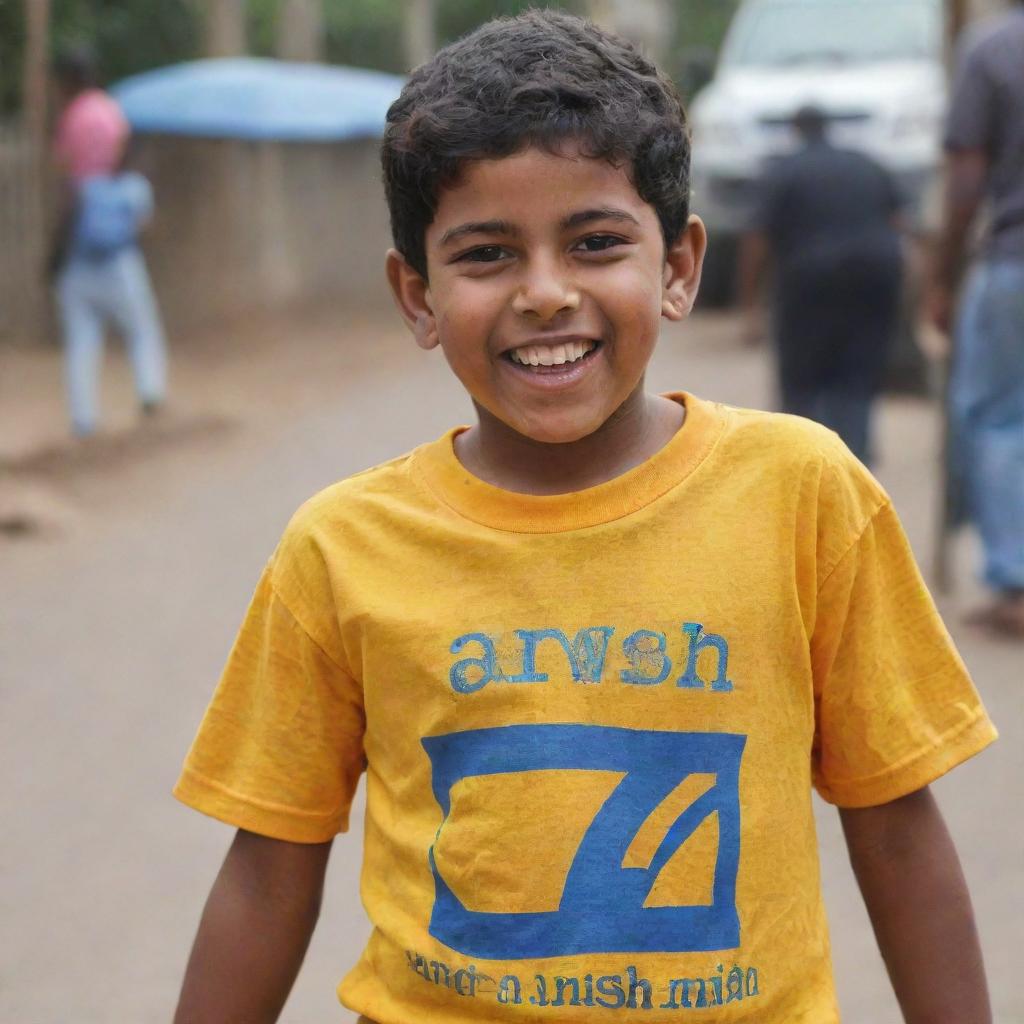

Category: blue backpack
[73, 173, 152, 258]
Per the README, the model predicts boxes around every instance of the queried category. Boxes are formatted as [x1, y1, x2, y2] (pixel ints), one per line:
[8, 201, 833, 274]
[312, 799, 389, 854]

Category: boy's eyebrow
[561, 207, 641, 230]
[561, 204, 638, 229]
[437, 208, 640, 248]
[438, 219, 519, 246]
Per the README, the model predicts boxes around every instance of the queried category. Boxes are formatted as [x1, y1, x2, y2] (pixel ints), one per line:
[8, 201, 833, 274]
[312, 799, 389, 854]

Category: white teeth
[510, 340, 596, 366]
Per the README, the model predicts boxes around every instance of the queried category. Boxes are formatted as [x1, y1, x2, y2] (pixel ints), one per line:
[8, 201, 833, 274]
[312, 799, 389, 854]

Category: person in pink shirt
[50, 46, 168, 437]
[53, 47, 129, 183]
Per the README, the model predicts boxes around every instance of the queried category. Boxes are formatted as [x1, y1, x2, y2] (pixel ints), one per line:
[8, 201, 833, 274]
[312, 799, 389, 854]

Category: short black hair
[792, 104, 827, 143]
[53, 44, 99, 92]
[381, 9, 691, 278]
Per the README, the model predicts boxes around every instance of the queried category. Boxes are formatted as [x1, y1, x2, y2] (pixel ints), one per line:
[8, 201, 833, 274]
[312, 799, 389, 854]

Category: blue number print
[422, 724, 746, 959]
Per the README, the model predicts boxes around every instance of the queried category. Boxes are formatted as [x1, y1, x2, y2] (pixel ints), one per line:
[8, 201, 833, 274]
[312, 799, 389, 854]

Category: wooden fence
[0, 125, 49, 343]
[136, 135, 395, 337]
[0, 128, 395, 344]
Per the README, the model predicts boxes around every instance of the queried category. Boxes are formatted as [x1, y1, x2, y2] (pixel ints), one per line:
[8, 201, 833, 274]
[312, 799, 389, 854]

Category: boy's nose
[511, 264, 581, 321]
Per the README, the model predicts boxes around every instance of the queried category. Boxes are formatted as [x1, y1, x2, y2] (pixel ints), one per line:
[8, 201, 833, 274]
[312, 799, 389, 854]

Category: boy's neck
[454, 389, 685, 496]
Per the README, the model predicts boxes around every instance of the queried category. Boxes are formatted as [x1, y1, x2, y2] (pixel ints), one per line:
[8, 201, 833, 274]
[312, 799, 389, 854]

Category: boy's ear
[385, 248, 439, 350]
[661, 215, 708, 322]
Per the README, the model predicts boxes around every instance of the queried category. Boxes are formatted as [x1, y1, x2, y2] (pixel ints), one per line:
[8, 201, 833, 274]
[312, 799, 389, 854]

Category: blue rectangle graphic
[422, 724, 746, 959]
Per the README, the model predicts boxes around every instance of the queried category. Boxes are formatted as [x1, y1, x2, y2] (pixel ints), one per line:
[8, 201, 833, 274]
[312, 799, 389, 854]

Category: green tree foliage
[671, 0, 740, 98]
[1, 0, 198, 117]
[0, 3, 26, 115]
[247, 0, 406, 72]
[674, 0, 740, 57]
[249, 0, 588, 74]
[51, 0, 199, 83]
[1, 0, 738, 118]
[437, 0, 585, 52]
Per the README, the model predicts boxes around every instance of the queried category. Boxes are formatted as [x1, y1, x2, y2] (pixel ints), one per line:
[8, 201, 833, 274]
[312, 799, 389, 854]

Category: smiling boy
[173, 11, 995, 1024]
[387, 146, 693, 491]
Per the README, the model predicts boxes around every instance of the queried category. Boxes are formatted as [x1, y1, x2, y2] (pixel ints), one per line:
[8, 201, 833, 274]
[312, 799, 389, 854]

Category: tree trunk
[20, 0, 51, 341]
[403, 0, 436, 70]
[275, 0, 324, 62]
[587, 0, 674, 66]
[22, 0, 51, 152]
[585, 0, 616, 29]
[203, 0, 247, 58]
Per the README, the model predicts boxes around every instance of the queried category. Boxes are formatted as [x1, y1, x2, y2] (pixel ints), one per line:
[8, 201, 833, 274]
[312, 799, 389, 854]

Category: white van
[688, 0, 946, 301]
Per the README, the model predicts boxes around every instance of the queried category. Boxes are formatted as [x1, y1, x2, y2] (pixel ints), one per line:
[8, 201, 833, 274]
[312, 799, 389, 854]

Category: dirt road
[1, 310, 1019, 1023]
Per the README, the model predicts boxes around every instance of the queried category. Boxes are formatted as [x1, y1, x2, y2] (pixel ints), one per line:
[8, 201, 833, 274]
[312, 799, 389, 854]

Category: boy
[174, 11, 995, 1023]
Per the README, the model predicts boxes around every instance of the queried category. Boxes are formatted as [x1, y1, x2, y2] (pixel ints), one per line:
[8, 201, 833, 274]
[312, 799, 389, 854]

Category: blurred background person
[50, 46, 167, 438]
[52, 45, 129, 185]
[738, 105, 905, 465]
[924, 1, 1024, 638]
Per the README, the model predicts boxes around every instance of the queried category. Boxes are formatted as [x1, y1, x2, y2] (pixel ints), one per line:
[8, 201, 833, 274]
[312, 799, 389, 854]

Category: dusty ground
[0, 308, 1020, 1023]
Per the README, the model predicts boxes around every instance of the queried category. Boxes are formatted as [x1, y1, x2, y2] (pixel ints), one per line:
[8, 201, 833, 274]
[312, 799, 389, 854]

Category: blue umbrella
[111, 57, 405, 142]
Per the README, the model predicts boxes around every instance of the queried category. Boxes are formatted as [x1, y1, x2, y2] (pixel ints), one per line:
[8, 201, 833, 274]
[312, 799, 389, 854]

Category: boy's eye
[455, 245, 508, 264]
[575, 234, 627, 253]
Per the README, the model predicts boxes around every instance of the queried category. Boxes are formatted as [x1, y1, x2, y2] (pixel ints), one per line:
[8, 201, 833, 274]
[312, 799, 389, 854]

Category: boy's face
[387, 146, 704, 445]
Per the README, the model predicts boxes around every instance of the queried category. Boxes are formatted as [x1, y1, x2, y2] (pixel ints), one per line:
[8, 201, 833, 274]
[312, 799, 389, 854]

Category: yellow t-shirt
[175, 393, 996, 1023]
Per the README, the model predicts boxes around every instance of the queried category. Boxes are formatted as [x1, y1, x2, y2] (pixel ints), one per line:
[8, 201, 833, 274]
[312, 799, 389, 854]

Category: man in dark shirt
[739, 105, 904, 464]
[925, 2, 1024, 637]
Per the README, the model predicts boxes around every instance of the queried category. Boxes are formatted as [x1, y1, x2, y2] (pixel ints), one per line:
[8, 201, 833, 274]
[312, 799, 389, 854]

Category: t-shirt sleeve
[810, 499, 996, 808]
[945, 35, 996, 152]
[174, 560, 366, 843]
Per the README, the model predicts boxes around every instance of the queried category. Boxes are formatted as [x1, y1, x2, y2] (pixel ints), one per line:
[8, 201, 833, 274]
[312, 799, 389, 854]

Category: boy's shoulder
[717, 401, 876, 476]
[266, 445, 431, 607]
[283, 446, 425, 538]
[713, 400, 890, 541]
[273, 402, 886, 562]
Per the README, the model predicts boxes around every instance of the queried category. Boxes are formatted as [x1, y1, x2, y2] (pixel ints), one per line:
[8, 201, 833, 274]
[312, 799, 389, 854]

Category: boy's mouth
[505, 339, 599, 372]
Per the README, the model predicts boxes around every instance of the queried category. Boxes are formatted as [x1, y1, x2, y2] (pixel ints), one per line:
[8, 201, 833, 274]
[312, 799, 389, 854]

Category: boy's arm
[839, 786, 991, 1024]
[174, 828, 332, 1024]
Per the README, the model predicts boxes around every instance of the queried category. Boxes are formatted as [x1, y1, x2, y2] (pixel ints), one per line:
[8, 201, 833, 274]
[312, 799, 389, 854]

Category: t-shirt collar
[413, 392, 723, 533]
